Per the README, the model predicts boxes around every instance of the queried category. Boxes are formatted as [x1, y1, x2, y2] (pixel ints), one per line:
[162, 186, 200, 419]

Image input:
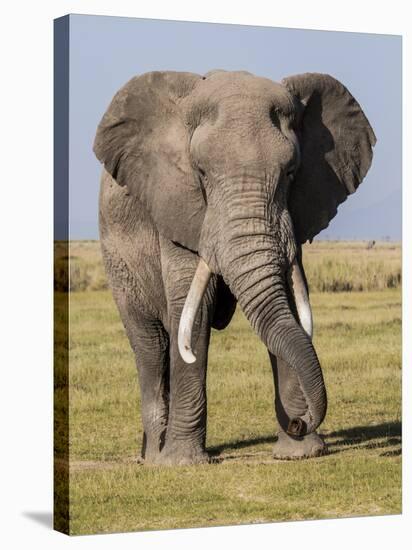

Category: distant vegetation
[54, 241, 107, 292]
[54, 240, 401, 293]
[303, 240, 401, 292]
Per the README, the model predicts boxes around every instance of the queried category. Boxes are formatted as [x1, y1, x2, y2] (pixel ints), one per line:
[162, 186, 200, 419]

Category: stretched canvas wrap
[54, 14, 402, 535]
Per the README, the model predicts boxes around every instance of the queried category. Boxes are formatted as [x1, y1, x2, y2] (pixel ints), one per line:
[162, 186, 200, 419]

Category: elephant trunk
[178, 255, 326, 436]
[178, 177, 326, 435]
[221, 243, 326, 435]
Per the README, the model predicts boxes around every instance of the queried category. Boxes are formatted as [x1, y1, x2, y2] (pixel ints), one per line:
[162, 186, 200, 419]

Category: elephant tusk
[288, 257, 313, 339]
[178, 258, 212, 363]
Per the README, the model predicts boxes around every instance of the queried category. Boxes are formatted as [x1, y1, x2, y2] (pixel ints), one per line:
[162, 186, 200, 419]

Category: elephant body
[95, 70, 375, 465]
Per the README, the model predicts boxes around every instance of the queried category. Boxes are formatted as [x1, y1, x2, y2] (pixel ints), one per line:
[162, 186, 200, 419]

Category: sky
[64, 14, 402, 240]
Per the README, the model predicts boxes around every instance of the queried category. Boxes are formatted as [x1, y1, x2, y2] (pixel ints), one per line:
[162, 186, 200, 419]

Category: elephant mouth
[178, 255, 313, 362]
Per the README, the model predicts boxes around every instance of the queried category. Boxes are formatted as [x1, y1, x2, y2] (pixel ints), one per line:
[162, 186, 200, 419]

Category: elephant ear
[282, 73, 376, 244]
[93, 71, 206, 251]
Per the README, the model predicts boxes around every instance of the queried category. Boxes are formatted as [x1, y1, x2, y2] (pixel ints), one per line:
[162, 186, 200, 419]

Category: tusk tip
[179, 345, 197, 364]
[301, 316, 313, 339]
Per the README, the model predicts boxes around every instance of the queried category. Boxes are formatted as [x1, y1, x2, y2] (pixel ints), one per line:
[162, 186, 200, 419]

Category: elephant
[93, 69, 375, 465]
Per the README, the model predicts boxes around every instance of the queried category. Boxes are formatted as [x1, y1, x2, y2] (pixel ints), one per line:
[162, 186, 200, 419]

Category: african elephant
[93, 70, 375, 465]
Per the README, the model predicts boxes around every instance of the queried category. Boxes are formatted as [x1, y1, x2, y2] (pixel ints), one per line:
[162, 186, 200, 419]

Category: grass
[54, 241, 402, 535]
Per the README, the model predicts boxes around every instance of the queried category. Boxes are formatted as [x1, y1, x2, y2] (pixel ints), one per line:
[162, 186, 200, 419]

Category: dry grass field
[55, 240, 401, 294]
[54, 240, 401, 535]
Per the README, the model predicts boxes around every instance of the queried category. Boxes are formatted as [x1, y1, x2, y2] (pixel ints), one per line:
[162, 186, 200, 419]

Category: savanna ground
[54, 241, 402, 535]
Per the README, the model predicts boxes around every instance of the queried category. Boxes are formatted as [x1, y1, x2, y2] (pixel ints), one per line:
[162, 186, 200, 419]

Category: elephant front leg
[113, 291, 170, 464]
[138, 360, 170, 463]
[270, 353, 327, 459]
[131, 323, 170, 464]
[155, 320, 211, 466]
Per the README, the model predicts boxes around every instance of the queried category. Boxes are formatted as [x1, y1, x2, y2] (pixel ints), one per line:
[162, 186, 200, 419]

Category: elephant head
[94, 70, 376, 437]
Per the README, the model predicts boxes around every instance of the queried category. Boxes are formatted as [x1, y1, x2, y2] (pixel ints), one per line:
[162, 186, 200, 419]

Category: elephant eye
[199, 167, 208, 184]
[270, 107, 281, 130]
[198, 168, 208, 203]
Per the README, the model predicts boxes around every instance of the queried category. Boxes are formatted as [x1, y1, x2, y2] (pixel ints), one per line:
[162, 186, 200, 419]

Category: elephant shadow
[326, 421, 402, 457]
[208, 421, 402, 459]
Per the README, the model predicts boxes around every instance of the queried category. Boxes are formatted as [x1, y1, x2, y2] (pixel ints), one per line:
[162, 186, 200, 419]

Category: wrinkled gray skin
[94, 70, 376, 465]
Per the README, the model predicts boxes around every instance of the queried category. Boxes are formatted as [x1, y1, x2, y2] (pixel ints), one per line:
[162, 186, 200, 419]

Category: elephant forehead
[187, 71, 295, 116]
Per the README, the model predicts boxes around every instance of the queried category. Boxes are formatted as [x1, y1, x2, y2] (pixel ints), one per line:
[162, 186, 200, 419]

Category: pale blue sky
[66, 15, 401, 240]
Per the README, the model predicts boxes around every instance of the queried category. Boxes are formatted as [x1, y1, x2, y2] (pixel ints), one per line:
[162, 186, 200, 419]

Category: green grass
[55, 281, 402, 534]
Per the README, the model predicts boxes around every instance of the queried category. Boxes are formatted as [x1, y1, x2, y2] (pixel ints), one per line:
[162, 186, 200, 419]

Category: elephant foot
[140, 432, 166, 464]
[273, 430, 327, 460]
[153, 441, 209, 466]
[140, 450, 162, 465]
